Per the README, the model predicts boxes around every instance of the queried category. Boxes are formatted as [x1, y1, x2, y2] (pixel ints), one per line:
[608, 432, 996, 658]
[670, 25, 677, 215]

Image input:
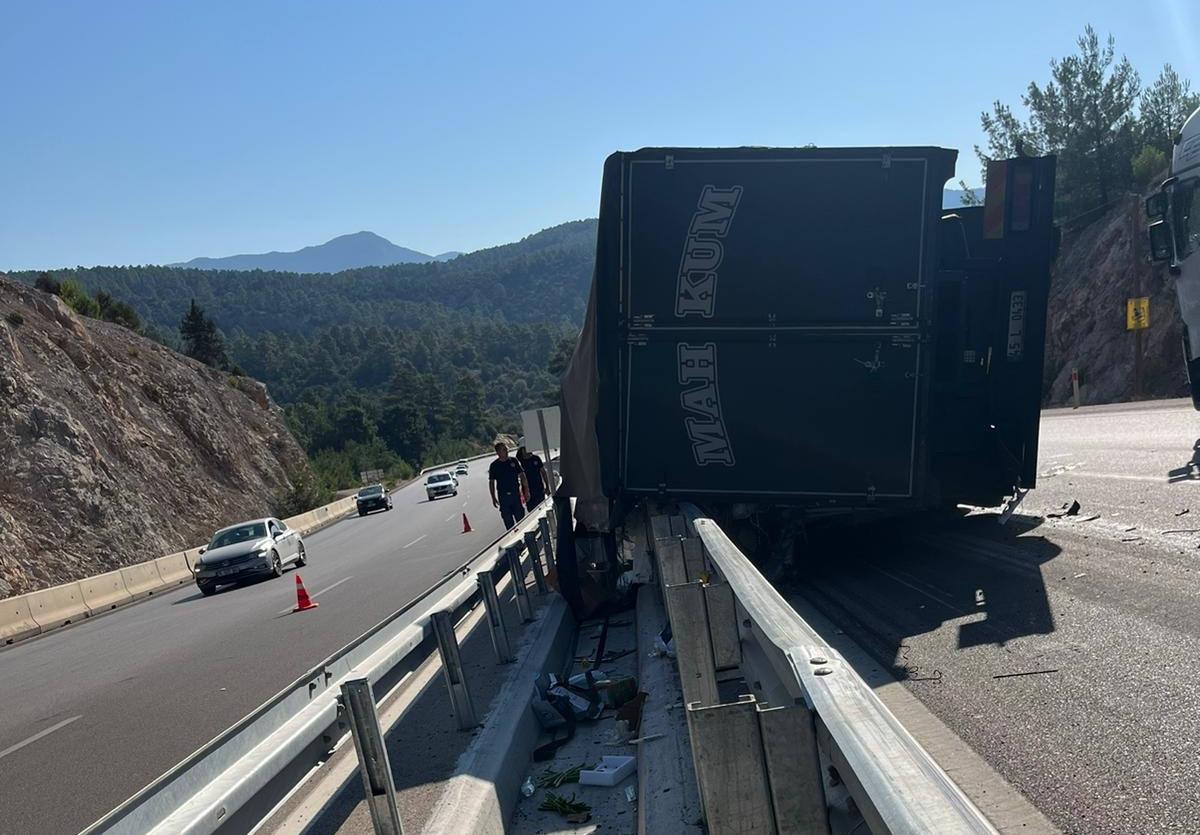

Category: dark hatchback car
[356, 483, 392, 516]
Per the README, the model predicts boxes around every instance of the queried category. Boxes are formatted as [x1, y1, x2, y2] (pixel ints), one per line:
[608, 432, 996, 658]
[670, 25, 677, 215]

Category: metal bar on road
[665, 581, 719, 708]
[524, 530, 548, 594]
[506, 545, 534, 623]
[758, 702, 830, 835]
[538, 516, 554, 564]
[431, 611, 476, 730]
[477, 571, 514, 664]
[340, 676, 404, 835]
[687, 696, 775, 833]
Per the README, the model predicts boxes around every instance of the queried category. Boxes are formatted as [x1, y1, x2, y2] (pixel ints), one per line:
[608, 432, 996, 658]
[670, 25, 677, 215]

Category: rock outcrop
[0, 275, 308, 596]
[1043, 194, 1189, 406]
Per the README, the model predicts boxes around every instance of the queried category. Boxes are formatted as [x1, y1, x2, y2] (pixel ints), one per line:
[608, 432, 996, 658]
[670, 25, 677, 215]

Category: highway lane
[0, 463, 511, 835]
[788, 399, 1200, 835]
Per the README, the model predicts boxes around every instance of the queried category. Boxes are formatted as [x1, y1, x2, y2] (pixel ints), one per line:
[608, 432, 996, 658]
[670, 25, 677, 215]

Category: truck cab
[1148, 106, 1200, 406]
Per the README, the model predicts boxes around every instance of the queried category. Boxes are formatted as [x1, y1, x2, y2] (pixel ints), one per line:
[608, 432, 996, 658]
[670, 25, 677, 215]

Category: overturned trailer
[559, 146, 1057, 535]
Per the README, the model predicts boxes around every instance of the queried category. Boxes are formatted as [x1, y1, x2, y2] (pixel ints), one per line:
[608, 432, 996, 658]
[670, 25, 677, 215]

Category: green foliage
[33, 272, 61, 295]
[5, 311, 23, 327]
[179, 299, 231, 369]
[272, 465, 332, 518]
[1132, 145, 1169, 187]
[1139, 64, 1200, 155]
[977, 26, 1142, 218]
[95, 290, 141, 331]
[59, 280, 101, 317]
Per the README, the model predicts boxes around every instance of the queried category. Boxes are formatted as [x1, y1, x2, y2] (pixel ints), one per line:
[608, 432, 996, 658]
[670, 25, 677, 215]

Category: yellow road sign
[1127, 297, 1149, 330]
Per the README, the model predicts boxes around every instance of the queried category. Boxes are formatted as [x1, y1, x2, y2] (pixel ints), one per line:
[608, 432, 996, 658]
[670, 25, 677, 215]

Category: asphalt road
[789, 398, 1200, 835]
[0, 464, 512, 835]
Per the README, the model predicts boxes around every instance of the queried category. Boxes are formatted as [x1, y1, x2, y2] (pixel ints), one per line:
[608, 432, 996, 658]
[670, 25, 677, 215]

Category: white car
[425, 471, 459, 500]
[454, 463, 469, 476]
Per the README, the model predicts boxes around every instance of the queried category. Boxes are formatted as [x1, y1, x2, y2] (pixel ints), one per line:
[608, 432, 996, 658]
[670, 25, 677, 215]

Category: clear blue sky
[2, 0, 1197, 270]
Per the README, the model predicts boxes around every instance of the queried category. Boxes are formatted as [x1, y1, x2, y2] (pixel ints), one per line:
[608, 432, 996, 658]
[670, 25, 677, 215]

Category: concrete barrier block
[80, 570, 133, 612]
[27, 582, 91, 630]
[155, 553, 194, 586]
[120, 561, 167, 598]
[0, 596, 41, 644]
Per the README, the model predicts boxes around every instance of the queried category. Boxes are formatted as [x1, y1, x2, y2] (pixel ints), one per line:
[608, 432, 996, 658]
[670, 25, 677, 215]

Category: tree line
[970, 25, 1198, 221]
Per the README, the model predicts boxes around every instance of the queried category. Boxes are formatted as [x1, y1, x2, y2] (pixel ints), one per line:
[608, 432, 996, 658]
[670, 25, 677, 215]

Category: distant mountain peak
[172, 232, 451, 274]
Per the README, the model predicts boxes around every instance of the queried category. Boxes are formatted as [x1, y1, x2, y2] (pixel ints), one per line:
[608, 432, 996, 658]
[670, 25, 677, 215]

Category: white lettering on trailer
[676, 185, 743, 317]
[678, 342, 735, 465]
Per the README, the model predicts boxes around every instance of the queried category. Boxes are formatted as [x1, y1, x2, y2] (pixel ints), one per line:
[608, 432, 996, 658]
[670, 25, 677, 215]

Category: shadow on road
[771, 510, 1062, 681]
[1167, 438, 1200, 483]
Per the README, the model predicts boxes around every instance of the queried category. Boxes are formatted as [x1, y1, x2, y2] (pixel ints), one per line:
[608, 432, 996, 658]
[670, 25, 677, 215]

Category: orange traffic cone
[292, 574, 318, 612]
[462, 513, 473, 533]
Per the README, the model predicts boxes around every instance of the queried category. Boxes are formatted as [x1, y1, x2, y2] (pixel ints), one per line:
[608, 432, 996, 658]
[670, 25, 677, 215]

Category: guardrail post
[538, 515, 554, 564]
[477, 571, 514, 664]
[431, 610, 476, 729]
[757, 702, 830, 835]
[665, 581, 720, 707]
[340, 676, 405, 835]
[524, 530, 549, 594]
[687, 695, 775, 833]
[506, 545, 534, 623]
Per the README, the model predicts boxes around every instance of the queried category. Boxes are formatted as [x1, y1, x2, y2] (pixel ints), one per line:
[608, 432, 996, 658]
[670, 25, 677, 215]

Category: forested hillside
[14, 221, 596, 488]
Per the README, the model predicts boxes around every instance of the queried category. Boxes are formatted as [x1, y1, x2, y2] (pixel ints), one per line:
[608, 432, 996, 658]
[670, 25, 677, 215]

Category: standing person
[517, 446, 551, 511]
[489, 441, 529, 529]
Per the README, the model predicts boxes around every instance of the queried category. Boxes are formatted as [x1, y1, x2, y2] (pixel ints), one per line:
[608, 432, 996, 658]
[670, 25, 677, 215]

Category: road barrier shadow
[778, 510, 1061, 681]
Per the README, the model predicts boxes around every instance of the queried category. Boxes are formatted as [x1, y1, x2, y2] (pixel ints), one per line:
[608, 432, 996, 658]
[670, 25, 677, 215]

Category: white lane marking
[0, 715, 83, 761]
[279, 577, 353, 613]
[403, 534, 426, 549]
[1061, 471, 1200, 485]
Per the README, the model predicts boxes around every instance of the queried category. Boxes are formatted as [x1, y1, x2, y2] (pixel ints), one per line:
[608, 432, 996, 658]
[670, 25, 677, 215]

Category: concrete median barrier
[120, 562, 166, 598]
[0, 596, 41, 644]
[27, 582, 91, 630]
[80, 570, 133, 612]
[154, 552, 194, 586]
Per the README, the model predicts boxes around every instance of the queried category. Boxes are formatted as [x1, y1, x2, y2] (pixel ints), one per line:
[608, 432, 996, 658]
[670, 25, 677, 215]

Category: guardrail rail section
[646, 504, 999, 835]
[82, 498, 558, 835]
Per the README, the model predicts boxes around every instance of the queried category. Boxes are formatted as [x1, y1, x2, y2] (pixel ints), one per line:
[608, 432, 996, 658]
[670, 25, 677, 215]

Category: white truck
[1148, 105, 1200, 405]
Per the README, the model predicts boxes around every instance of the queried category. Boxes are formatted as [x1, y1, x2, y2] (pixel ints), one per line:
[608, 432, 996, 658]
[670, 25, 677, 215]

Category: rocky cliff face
[0, 276, 308, 596]
[1043, 194, 1189, 406]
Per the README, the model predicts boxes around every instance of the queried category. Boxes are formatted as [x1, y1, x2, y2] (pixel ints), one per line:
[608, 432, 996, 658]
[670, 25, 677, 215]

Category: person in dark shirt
[516, 446, 551, 511]
[488, 442, 530, 529]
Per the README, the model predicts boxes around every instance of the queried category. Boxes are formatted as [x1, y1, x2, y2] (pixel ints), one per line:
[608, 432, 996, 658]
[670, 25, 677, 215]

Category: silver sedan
[193, 517, 306, 596]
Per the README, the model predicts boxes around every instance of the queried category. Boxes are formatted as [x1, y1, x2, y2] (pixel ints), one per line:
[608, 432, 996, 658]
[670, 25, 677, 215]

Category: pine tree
[179, 299, 230, 369]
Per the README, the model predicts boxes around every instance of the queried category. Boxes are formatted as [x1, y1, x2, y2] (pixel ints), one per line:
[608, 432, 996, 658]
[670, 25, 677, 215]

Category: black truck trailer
[558, 146, 1057, 526]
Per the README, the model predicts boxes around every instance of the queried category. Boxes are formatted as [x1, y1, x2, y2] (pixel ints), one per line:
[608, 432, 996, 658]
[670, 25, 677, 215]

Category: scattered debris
[1073, 573, 1087, 579]
[1161, 529, 1200, 535]
[1176, 508, 1191, 517]
[1120, 537, 1142, 543]
[536, 762, 593, 789]
[993, 669, 1059, 679]
[1123, 526, 1137, 532]
[1046, 499, 1081, 518]
[625, 784, 638, 803]
[606, 733, 665, 746]
[539, 791, 591, 817]
[521, 776, 536, 797]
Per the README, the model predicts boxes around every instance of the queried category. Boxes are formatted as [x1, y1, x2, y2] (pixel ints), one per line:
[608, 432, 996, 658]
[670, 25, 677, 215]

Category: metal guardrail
[649, 504, 997, 835]
[82, 501, 557, 835]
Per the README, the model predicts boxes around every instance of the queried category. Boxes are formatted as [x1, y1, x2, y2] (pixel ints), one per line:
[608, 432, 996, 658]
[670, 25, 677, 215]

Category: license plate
[218, 567, 238, 577]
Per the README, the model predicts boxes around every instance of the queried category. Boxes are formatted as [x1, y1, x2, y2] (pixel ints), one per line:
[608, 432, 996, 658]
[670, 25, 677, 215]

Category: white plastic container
[579, 755, 636, 787]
